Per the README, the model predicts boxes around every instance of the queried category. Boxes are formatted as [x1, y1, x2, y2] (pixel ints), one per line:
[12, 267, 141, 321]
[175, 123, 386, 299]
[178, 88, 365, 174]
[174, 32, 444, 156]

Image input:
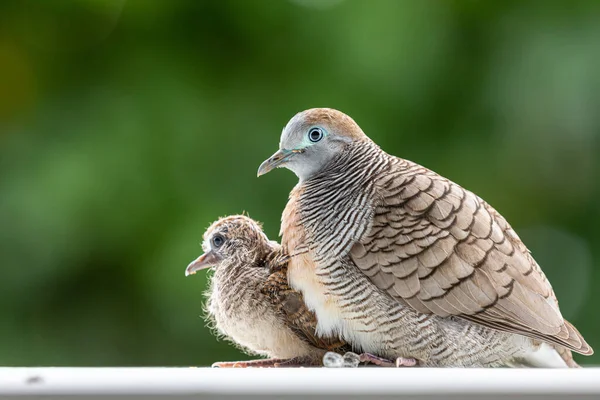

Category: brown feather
[351, 160, 593, 355]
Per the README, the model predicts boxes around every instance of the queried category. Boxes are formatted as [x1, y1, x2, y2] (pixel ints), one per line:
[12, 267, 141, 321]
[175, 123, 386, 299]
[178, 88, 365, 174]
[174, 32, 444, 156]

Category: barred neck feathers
[297, 141, 389, 260]
[304, 140, 387, 190]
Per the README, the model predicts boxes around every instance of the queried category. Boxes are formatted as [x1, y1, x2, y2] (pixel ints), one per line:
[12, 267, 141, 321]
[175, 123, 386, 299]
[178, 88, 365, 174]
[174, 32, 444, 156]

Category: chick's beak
[185, 252, 220, 276]
[257, 149, 300, 177]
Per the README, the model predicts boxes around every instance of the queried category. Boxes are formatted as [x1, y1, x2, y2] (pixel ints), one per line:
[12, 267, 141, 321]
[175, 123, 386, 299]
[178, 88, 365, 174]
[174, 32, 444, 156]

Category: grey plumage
[257, 108, 591, 367]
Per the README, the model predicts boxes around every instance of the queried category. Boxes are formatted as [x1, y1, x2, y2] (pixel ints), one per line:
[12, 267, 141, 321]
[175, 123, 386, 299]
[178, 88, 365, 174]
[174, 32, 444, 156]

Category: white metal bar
[1, 367, 599, 399]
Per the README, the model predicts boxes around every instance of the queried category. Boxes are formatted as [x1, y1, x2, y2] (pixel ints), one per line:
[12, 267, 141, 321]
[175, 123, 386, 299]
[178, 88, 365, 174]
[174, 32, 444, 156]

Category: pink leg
[358, 353, 395, 367]
[212, 357, 314, 368]
[358, 353, 418, 368]
[395, 357, 418, 367]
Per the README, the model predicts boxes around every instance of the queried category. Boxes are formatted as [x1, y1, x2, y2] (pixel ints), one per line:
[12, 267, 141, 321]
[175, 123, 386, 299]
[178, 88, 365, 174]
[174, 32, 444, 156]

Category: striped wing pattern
[350, 159, 592, 355]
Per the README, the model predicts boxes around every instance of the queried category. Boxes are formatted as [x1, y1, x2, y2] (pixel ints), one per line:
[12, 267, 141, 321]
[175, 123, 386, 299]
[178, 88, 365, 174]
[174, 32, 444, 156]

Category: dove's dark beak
[185, 251, 220, 276]
[257, 149, 302, 177]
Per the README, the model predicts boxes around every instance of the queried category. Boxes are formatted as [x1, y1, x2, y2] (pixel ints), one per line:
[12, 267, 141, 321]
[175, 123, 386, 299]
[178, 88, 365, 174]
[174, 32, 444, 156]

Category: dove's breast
[282, 185, 347, 343]
[282, 154, 426, 358]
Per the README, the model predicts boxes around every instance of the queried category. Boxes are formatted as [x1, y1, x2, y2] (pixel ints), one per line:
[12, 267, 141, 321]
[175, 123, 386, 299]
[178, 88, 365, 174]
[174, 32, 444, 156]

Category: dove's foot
[395, 357, 418, 367]
[322, 351, 418, 368]
[358, 353, 396, 367]
[357, 353, 418, 367]
[212, 357, 313, 368]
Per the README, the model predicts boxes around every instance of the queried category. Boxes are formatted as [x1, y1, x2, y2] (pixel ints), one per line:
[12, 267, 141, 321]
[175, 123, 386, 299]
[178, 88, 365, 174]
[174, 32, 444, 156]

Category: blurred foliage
[0, 0, 599, 366]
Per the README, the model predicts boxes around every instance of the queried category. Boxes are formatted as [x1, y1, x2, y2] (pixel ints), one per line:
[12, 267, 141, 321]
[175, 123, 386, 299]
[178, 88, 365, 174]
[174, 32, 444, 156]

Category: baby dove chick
[185, 215, 346, 367]
[257, 108, 592, 368]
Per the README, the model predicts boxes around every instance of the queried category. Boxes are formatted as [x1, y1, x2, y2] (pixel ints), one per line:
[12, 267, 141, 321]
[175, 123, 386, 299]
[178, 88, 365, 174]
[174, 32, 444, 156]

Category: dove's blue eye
[212, 235, 225, 248]
[308, 127, 324, 142]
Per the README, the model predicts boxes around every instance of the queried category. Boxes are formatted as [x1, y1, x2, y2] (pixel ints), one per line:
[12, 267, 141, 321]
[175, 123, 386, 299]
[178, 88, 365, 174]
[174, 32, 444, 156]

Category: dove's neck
[313, 140, 386, 181]
[294, 140, 388, 261]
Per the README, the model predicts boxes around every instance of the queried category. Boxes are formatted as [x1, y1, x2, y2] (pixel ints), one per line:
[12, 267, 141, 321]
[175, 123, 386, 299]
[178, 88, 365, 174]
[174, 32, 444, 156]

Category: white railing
[1, 367, 599, 399]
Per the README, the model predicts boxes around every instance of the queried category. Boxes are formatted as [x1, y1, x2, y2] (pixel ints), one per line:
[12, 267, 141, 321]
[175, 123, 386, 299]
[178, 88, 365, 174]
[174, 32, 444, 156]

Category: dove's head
[185, 215, 277, 276]
[257, 108, 369, 181]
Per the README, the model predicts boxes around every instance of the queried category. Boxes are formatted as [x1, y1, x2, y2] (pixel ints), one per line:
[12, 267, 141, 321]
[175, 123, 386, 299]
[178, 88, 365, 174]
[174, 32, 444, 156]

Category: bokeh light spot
[0, 41, 35, 124]
[289, 0, 346, 10]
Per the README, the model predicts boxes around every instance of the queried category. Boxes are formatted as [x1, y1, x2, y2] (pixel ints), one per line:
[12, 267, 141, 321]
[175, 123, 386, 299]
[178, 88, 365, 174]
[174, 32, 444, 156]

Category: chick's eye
[308, 127, 324, 143]
[211, 235, 225, 248]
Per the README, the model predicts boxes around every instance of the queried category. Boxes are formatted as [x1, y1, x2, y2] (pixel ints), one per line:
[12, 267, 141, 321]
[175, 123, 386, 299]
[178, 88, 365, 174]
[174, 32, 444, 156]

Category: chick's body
[187, 215, 332, 367]
[206, 256, 310, 360]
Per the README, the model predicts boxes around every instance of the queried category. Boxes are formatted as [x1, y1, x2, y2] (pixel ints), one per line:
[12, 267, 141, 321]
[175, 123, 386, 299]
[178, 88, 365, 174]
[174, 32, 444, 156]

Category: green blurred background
[0, 0, 599, 366]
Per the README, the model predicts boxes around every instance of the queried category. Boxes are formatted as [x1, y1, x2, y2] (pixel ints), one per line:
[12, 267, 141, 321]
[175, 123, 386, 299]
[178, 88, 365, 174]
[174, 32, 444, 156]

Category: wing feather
[350, 161, 593, 355]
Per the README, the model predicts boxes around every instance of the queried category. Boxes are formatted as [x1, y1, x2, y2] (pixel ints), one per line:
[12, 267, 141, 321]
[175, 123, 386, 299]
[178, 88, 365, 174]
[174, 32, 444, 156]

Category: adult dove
[257, 108, 592, 367]
[185, 215, 347, 367]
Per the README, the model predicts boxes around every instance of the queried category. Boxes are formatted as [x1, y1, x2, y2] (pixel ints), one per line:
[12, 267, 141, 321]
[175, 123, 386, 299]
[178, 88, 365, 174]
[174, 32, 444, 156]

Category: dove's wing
[350, 160, 592, 355]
